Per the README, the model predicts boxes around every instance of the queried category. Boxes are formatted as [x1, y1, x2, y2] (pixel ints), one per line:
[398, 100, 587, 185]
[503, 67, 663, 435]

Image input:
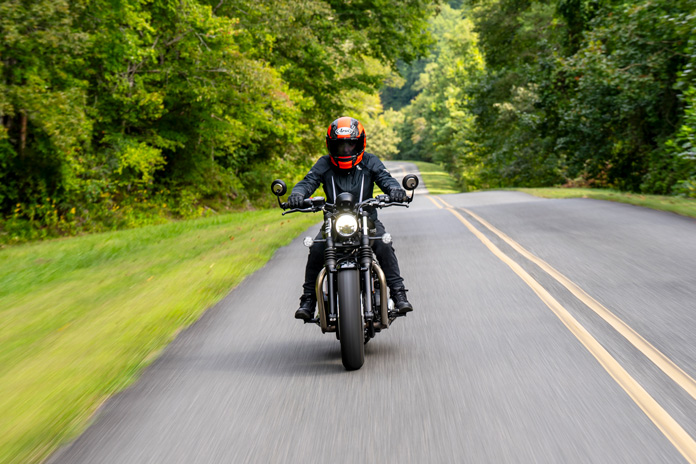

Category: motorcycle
[271, 174, 419, 370]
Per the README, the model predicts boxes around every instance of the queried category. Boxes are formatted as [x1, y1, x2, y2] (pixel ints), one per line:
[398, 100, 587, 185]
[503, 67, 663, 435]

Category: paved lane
[48, 174, 696, 463]
[382, 161, 429, 195]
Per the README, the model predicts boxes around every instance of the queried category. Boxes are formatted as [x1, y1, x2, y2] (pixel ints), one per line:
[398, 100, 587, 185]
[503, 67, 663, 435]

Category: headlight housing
[335, 214, 359, 237]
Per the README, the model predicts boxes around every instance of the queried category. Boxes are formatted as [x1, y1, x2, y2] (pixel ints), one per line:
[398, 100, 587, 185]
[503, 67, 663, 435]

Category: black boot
[295, 294, 316, 321]
[391, 288, 413, 314]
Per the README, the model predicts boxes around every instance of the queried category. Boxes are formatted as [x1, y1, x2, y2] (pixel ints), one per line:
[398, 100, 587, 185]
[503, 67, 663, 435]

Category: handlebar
[280, 194, 411, 215]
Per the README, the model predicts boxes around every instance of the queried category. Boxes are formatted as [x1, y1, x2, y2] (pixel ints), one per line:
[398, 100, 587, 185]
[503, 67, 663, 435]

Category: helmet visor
[328, 139, 360, 159]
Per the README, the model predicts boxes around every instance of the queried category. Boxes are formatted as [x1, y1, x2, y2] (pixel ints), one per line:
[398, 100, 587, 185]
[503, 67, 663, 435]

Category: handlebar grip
[282, 198, 314, 210]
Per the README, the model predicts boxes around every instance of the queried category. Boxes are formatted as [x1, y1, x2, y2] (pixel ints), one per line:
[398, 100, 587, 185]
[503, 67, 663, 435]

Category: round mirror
[271, 179, 287, 196]
[402, 174, 419, 191]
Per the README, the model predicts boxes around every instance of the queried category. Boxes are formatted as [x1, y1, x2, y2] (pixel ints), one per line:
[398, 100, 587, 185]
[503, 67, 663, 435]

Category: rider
[288, 116, 414, 321]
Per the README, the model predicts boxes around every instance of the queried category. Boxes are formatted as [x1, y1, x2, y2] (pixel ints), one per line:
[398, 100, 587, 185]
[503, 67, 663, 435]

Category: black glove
[287, 193, 305, 209]
[389, 188, 407, 203]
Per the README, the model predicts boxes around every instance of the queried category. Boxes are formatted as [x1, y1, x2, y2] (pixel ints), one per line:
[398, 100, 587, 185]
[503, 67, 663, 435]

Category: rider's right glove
[288, 193, 305, 209]
[389, 188, 407, 203]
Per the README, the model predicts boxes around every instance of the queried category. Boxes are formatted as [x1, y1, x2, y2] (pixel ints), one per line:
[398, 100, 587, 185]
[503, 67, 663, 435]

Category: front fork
[315, 217, 338, 333]
[359, 215, 392, 331]
[360, 215, 391, 333]
[359, 215, 374, 325]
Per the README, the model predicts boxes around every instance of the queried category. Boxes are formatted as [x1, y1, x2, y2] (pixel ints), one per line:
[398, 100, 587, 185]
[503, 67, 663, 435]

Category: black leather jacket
[291, 153, 400, 220]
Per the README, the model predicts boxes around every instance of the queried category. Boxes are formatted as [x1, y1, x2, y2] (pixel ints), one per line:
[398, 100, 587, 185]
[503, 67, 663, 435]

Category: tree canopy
[384, 0, 696, 195]
[0, 0, 436, 241]
[4, 0, 696, 242]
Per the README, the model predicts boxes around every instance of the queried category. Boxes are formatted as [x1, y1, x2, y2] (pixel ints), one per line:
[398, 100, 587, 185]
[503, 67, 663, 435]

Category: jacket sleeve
[291, 159, 324, 198]
[370, 155, 400, 194]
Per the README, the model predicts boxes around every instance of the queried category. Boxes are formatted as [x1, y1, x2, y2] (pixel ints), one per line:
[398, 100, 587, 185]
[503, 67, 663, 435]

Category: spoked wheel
[337, 268, 364, 370]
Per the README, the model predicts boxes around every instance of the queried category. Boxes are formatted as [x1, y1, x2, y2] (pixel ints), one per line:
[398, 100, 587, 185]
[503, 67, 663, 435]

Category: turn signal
[303, 237, 314, 247]
[381, 233, 392, 244]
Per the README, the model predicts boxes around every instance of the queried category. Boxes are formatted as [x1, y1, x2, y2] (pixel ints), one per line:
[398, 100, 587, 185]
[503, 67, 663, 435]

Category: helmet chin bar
[330, 151, 364, 170]
[336, 159, 356, 170]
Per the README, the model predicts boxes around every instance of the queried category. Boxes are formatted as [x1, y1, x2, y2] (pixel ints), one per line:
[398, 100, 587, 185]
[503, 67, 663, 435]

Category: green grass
[516, 188, 696, 219]
[405, 161, 461, 194]
[0, 209, 319, 464]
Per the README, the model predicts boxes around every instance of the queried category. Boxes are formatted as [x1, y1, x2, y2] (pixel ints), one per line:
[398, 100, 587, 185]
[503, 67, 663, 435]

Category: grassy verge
[400, 160, 696, 218]
[516, 188, 696, 219]
[0, 209, 319, 464]
[405, 161, 461, 195]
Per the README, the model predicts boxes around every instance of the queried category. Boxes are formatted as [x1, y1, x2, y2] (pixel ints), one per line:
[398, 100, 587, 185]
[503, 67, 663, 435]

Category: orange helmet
[326, 117, 366, 170]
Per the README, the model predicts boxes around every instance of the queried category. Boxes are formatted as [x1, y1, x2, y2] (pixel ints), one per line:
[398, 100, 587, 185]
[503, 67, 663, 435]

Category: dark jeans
[302, 219, 405, 298]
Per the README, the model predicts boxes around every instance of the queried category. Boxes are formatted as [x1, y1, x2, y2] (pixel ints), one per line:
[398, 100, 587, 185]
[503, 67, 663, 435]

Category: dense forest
[0, 0, 433, 241]
[386, 0, 696, 195]
[1, 0, 695, 242]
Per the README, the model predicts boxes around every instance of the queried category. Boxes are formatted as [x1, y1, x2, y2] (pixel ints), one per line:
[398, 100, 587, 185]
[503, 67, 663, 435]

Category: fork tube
[324, 218, 337, 320]
[360, 215, 374, 319]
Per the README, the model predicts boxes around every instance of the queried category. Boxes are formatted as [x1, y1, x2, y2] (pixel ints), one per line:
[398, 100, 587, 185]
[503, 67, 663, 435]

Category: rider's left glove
[389, 188, 407, 203]
[288, 193, 305, 209]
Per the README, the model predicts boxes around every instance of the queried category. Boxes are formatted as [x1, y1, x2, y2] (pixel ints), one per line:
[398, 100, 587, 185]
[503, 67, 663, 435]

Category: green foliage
[655, 11, 696, 197]
[380, 59, 429, 111]
[365, 109, 405, 160]
[393, 5, 485, 189]
[554, 0, 692, 191]
[385, 0, 696, 195]
[464, 0, 568, 188]
[346, 89, 405, 160]
[0, 0, 436, 242]
[660, 86, 696, 197]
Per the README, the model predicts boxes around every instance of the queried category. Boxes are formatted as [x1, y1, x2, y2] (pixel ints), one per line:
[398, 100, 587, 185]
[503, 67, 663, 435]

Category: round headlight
[335, 214, 358, 237]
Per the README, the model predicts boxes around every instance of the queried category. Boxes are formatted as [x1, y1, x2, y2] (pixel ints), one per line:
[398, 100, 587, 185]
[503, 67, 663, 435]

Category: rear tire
[337, 269, 364, 370]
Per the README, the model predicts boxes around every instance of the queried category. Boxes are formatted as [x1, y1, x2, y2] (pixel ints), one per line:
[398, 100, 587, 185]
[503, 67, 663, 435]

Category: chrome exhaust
[372, 262, 389, 329]
[315, 267, 328, 332]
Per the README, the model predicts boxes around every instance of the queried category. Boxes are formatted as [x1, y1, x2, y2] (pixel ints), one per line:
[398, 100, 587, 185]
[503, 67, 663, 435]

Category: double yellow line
[428, 195, 696, 463]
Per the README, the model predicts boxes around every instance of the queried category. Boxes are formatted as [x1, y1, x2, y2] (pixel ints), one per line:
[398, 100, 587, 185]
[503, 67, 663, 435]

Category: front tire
[337, 269, 364, 370]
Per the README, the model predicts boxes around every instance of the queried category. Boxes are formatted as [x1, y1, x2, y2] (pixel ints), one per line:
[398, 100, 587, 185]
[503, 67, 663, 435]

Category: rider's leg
[296, 229, 325, 320]
[372, 220, 413, 314]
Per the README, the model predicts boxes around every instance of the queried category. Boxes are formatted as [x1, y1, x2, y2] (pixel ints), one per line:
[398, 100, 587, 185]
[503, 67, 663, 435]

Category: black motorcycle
[271, 175, 419, 370]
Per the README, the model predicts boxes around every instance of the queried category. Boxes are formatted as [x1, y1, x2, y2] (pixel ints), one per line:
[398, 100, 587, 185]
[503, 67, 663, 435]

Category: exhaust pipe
[372, 262, 389, 329]
[315, 267, 329, 332]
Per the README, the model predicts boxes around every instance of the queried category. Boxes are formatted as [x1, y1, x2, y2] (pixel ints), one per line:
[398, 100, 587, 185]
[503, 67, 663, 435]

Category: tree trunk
[20, 111, 27, 156]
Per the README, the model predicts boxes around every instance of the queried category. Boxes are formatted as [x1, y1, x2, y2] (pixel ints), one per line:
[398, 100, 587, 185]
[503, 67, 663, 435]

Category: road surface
[48, 162, 696, 463]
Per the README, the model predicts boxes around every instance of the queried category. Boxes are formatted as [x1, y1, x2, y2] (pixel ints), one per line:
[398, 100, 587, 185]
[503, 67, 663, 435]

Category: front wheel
[337, 269, 364, 370]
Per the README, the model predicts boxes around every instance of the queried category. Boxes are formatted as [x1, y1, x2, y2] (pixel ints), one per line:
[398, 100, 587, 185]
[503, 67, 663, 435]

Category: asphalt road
[48, 162, 696, 463]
